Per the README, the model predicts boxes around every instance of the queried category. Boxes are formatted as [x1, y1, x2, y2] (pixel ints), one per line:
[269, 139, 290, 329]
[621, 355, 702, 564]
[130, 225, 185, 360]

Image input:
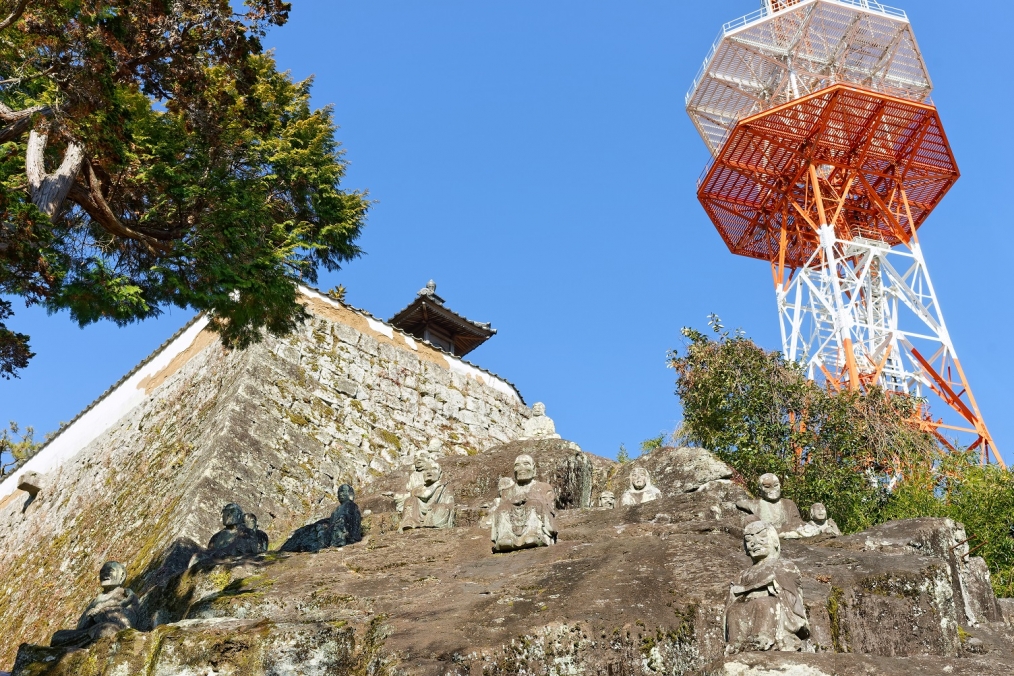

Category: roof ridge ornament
[418, 279, 445, 304]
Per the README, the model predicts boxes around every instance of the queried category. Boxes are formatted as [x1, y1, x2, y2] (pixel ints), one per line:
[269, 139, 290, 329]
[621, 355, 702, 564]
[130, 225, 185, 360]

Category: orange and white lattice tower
[686, 0, 1004, 465]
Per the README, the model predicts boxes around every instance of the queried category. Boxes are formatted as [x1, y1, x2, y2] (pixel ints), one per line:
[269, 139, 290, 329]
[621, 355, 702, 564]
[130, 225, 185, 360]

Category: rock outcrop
[702, 652, 1014, 676]
[11, 445, 1013, 675]
[612, 446, 735, 496]
[2, 301, 1012, 675]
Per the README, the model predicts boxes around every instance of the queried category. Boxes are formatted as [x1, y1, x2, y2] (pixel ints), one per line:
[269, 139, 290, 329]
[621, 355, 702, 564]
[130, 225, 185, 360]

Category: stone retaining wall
[0, 288, 530, 668]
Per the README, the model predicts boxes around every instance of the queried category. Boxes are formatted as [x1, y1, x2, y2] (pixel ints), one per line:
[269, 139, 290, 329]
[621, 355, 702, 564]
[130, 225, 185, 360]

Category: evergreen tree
[0, 1, 368, 376]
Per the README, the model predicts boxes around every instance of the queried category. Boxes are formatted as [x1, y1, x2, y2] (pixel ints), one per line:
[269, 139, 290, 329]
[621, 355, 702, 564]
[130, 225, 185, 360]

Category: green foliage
[640, 434, 665, 455]
[0, 1, 369, 376]
[669, 320, 1014, 595]
[0, 420, 41, 477]
[617, 444, 630, 464]
[939, 459, 1014, 597]
[0, 299, 32, 379]
[327, 285, 347, 303]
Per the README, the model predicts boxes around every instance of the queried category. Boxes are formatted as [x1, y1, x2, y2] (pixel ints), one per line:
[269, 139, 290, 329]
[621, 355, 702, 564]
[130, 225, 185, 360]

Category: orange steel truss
[698, 84, 958, 269]
[695, 83, 1003, 466]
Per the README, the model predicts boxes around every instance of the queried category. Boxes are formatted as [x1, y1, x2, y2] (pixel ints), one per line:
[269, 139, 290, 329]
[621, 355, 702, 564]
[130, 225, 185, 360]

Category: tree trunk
[26, 130, 84, 219]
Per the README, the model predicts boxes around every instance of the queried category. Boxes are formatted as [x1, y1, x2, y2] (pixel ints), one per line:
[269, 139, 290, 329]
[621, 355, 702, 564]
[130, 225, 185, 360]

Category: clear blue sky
[2, 1, 1012, 464]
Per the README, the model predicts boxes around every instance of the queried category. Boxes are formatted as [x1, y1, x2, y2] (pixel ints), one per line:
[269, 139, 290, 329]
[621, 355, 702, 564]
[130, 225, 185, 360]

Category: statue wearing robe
[784, 503, 842, 539]
[491, 454, 558, 552]
[400, 460, 455, 530]
[395, 451, 432, 514]
[736, 473, 805, 534]
[725, 522, 809, 654]
[207, 503, 261, 557]
[51, 562, 139, 649]
[620, 467, 663, 506]
[520, 402, 561, 440]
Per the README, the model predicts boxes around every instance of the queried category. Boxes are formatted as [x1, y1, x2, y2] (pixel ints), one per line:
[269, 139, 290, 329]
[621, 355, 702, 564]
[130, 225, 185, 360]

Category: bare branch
[0, 103, 50, 123]
[0, 0, 29, 32]
[0, 104, 52, 142]
[0, 65, 57, 86]
[26, 130, 84, 218]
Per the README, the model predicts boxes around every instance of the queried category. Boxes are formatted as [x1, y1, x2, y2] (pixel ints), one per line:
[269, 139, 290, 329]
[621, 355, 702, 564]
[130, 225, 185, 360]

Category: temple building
[388, 280, 496, 357]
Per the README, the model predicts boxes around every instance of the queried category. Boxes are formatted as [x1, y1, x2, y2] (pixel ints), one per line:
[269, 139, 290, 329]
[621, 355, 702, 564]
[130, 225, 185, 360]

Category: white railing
[686, 0, 909, 105]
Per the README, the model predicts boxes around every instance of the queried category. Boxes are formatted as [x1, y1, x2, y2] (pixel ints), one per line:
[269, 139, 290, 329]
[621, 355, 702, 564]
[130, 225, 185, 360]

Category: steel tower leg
[774, 179, 1003, 466]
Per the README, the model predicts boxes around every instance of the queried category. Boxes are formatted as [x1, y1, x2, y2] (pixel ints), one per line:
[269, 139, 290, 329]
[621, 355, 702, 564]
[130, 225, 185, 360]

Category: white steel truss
[776, 226, 1000, 462]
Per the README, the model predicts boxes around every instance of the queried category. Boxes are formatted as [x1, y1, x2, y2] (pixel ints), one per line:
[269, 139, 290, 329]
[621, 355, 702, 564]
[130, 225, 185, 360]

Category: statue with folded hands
[400, 458, 455, 530]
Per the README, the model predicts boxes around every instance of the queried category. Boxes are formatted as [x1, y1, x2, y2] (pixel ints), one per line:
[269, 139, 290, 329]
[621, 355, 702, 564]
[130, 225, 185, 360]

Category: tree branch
[0, 65, 57, 86]
[68, 162, 172, 254]
[0, 104, 52, 142]
[26, 130, 84, 218]
[0, 0, 29, 31]
[0, 103, 50, 123]
[0, 115, 32, 143]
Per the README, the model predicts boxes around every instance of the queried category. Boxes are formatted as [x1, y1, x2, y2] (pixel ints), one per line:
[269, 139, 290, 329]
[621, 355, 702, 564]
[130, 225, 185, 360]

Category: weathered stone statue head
[222, 503, 244, 529]
[414, 451, 432, 473]
[498, 476, 515, 495]
[99, 561, 126, 591]
[244, 513, 258, 530]
[758, 474, 782, 503]
[338, 484, 355, 504]
[743, 520, 781, 564]
[809, 503, 827, 524]
[532, 402, 546, 417]
[598, 491, 616, 509]
[726, 520, 809, 653]
[514, 454, 536, 486]
[422, 459, 443, 486]
[49, 560, 140, 649]
[630, 467, 649, 491]
[620, 466, 662, 506]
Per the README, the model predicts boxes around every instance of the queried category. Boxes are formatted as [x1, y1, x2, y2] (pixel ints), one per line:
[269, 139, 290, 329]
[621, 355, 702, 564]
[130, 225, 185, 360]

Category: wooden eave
[388, 298, 496, 357]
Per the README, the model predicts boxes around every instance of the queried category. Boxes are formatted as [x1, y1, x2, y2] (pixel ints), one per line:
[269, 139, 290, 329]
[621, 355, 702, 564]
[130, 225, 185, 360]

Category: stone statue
[735, 474, 804, 534]
[418, 279, 441, 299]
[395, 451, 432, 514]
[50, 562, 140, 649]
[480, 477, 516, 530]
[784, 502, 842, 539]
[805, 503, 840, 535]
[494, 476, 515, 507]
[281, 484, 363, 552]
[521, 402, 561, 440]
[725, 521, 810, 654]
[207, 503, 261, 557]
[244, 513, 270, 552]
[598, 491, 616, 509]
[620, 467, 663, 506]
[491, 454, 558, 552]
[328, 484, 363, 548]
[400, 458, 455, 530]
